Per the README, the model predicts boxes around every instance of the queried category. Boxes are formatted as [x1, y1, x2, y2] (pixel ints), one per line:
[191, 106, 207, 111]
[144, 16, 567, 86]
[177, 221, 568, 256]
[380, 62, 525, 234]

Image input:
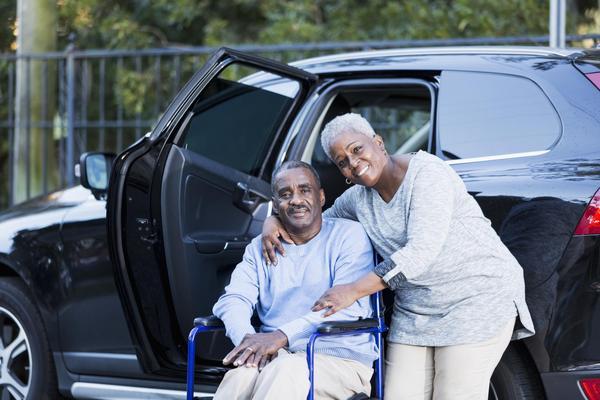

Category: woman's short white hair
[320, 113, 376, 160]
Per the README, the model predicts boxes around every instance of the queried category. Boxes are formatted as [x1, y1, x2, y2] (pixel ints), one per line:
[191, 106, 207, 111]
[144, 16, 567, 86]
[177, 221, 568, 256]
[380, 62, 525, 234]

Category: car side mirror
[78, 152, 116, 197]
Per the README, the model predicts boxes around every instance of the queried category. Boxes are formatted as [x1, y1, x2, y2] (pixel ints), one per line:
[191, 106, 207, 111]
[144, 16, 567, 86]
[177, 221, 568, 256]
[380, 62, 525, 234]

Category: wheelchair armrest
[193, 315, 225, 328]
[316, 318, 378, 334]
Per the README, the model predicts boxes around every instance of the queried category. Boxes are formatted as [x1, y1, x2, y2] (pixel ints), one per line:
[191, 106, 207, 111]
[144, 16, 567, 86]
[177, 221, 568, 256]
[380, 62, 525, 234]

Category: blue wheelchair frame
[186, 316, 225, 400]
[186, 292, 387, 400]
[306, 291, 387, 400]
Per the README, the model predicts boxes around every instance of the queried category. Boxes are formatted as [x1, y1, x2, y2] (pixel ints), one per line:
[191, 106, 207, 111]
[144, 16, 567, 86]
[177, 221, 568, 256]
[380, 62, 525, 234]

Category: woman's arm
[374, 163, 455, 289]
[311, 271, 387, 317]
[260, 215, 292, 265]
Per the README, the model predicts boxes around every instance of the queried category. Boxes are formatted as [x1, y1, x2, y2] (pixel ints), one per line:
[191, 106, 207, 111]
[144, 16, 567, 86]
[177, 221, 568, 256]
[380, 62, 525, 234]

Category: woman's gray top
[323, 150, 535, 346]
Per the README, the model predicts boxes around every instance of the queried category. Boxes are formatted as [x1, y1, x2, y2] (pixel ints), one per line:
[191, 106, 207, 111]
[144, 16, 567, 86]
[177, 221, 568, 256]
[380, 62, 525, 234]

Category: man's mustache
[287, 206, 309, 214]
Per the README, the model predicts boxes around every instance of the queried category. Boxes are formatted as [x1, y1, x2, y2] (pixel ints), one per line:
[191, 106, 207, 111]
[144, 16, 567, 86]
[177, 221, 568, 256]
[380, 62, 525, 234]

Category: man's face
[273, 168, 325, 234]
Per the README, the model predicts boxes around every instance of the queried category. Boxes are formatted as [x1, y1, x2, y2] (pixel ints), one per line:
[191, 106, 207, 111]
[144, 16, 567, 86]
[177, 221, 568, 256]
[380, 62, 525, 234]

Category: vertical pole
[549, 0, 566, 48]
[14, 0, 58, 203]
[99, 58, 105, 152]
[116, 57, 123, 152]
[80, 59, 89, 153]
[135, 56, 142, 139]
[171, 55, 181, 100]
[154, 56, 161, 119]
[25, 58, 31, 199]
[41, 60, 48, 194]
[66, 38, 75, 186]
[8, 62, 14, 207]
[58, 58, 65, 187]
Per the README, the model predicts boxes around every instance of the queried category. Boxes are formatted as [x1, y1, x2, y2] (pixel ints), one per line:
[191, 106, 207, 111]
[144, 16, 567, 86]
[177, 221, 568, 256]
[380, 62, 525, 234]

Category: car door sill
[71, 382, 214, 399]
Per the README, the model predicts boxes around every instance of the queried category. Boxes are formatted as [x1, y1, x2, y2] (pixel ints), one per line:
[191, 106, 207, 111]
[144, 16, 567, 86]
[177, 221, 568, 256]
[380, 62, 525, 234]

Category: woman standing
[261, 113, 534, 399]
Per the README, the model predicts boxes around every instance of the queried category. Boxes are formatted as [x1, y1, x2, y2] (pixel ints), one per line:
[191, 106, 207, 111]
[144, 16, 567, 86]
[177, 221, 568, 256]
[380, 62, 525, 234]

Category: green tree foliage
[54, 0, 593, 49]
[0, 0, 598, 209]
[56, 0, 266, 49]
[0, 0, 597, 53]
[252, 0, 555, 44]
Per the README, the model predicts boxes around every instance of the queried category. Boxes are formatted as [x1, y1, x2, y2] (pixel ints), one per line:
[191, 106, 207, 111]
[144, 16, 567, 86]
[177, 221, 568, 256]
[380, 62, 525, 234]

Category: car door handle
[194, 239, 249, 254]
[236, 182, 270, 201]
[233, 182, 270, 213]
[194, 240, 226, 254]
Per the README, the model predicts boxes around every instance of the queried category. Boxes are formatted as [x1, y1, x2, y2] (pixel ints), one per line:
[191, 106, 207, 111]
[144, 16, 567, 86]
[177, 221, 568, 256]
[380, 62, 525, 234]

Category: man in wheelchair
[211, 160, 378, 400]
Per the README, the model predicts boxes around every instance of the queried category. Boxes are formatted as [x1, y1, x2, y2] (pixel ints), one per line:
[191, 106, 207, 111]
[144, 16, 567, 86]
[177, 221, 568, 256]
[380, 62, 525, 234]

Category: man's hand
[223, 330, 288, 370]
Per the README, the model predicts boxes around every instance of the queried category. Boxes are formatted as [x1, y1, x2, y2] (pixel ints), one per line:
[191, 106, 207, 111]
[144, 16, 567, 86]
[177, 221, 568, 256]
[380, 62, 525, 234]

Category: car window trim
[445, 149, 551, 165]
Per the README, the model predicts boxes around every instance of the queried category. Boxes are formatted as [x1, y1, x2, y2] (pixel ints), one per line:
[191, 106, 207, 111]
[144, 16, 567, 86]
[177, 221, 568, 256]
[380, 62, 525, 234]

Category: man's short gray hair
[320, 113, 376, 160]
[271, 160, 321, 194]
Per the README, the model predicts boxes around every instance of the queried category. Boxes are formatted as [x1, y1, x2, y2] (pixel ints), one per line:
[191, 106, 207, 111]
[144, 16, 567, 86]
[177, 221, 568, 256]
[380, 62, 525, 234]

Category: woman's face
[328, 130, 387, 187]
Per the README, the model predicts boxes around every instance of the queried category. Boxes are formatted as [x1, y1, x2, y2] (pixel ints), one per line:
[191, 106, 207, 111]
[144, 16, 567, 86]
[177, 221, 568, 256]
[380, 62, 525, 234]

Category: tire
[0, 278, 58, 399]
[489, 343, 545, 400]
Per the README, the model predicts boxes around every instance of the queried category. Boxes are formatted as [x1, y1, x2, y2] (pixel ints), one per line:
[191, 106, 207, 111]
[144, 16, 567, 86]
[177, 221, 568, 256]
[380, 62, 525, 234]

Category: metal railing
[1, 33, 599, 210]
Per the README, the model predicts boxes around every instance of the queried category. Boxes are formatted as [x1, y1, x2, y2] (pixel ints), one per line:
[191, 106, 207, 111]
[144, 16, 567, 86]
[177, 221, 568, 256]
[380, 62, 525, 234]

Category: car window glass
[311, 88, 431, 165]
[438, 71, 561, 160]
[309, 87, 431, 209]
[180, 63, 300, 176]
[356, 106, 430, 155]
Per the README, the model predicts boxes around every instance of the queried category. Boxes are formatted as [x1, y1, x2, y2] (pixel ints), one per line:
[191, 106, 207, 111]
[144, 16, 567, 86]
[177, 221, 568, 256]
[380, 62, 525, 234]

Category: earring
[345, 178, 352, 185]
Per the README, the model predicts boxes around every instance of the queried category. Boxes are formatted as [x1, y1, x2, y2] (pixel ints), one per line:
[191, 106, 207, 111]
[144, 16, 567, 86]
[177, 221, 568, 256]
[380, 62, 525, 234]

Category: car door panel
[161, 146, 254, 355]
[108, 48, 317, 375]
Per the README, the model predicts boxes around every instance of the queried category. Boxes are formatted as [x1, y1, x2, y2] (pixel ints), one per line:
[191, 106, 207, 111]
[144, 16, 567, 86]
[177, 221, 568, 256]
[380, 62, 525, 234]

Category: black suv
[0, 46, 599, 400]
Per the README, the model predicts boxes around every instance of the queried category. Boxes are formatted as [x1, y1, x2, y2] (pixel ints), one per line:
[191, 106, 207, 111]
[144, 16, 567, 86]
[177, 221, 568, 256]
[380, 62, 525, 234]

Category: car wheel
[489, 343, 545, 400]
[0, 278, 58, 399]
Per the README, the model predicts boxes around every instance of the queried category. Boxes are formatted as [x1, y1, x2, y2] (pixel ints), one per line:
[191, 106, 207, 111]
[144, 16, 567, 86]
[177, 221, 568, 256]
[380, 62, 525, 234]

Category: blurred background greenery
[1, 0, 599, 210]
[1, 0, 600, 52]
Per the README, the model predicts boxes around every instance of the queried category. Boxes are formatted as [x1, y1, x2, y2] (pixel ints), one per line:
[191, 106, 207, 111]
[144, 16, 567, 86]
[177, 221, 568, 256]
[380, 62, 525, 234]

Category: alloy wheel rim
[0, 307, 31, 400]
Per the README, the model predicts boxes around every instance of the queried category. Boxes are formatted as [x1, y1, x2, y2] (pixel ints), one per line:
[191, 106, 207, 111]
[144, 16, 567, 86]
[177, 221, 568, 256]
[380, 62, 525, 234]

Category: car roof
[289, 46, 595, 74]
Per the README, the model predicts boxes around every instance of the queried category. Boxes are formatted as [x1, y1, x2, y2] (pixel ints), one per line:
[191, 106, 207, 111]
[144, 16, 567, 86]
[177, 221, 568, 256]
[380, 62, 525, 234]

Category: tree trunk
[13, 0, 57, 204]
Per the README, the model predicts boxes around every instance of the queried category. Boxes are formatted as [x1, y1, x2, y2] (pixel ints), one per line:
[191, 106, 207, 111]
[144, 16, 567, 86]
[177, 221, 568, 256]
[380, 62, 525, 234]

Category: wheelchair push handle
[194, 315, 225, 328]
[317, 318, 379, 334]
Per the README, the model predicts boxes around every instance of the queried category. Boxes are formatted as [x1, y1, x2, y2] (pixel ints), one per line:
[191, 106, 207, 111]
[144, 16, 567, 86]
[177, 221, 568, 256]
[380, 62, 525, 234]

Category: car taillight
[581, 378, 600, 400]
[585, 72, 600, 90]
[574, 189, 600, 236]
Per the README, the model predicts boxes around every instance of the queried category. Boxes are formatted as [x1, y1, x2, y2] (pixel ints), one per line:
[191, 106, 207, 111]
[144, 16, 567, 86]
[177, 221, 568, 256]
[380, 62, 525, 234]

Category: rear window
[437, 71, 561, 160]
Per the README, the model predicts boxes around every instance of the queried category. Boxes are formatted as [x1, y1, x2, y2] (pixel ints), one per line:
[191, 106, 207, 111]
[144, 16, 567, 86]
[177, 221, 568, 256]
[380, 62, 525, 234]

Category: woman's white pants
[384, 318, 515, 400]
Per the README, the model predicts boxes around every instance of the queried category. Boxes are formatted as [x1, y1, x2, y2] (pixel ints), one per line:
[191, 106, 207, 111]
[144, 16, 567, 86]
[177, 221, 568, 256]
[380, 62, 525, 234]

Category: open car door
[107, 48, 317, 377]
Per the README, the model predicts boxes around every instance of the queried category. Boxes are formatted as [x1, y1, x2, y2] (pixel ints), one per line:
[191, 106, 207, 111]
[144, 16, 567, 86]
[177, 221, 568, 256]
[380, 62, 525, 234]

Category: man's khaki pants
[213, 349, 373, 400]
[384, 318, 515, 400]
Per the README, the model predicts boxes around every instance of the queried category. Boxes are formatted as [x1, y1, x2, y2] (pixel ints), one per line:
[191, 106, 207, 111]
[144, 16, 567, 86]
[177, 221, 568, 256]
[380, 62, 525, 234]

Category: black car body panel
[0, 46, 598, 398]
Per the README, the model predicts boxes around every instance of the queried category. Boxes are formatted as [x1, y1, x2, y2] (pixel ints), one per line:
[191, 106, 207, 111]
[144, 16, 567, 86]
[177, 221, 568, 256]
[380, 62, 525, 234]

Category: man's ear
[272, 197, 279, 215]
[319, 188, 325, 207]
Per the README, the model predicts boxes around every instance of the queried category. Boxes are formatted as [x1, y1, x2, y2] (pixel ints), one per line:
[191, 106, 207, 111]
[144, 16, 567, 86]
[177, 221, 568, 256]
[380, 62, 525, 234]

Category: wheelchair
[186, 291, 387, 400]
